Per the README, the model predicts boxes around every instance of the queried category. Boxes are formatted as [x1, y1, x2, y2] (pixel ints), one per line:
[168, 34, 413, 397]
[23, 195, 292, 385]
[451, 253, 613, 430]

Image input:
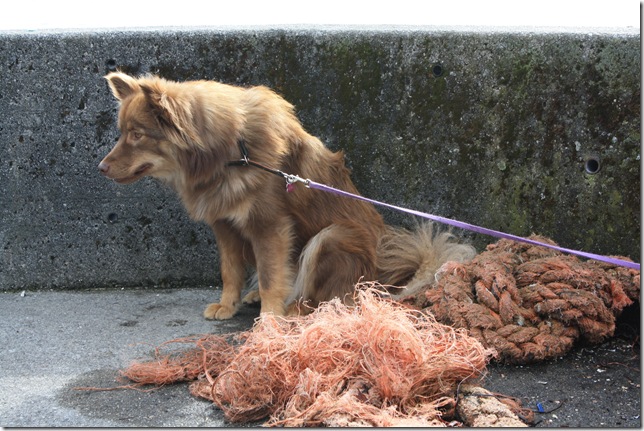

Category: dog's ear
[139, 80, 203, 148]
[139, 79, 224, 181]
[105, 72, 139, 101]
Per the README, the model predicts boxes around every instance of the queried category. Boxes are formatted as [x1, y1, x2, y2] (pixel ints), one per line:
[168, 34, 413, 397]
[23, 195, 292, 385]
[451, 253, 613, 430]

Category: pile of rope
[122, 286, 496, 426]
[407, 236, 640, 364]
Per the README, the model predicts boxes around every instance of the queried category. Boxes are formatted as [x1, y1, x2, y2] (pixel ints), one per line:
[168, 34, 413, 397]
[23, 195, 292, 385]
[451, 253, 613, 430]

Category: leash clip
[284, 173, 310, 193]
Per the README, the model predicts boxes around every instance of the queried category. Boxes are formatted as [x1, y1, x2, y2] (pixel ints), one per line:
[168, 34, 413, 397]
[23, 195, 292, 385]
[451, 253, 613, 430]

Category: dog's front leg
[250, 218, 295, 316]
[204, 220, 246, 320]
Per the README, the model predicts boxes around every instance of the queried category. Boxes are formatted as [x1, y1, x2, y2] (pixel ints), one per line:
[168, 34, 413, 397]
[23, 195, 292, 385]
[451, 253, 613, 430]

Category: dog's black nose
[98, 162, 110, 174]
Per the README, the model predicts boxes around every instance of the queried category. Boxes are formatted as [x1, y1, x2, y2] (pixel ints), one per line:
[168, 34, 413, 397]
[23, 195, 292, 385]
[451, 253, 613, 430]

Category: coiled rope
[409, 236, 639, 363]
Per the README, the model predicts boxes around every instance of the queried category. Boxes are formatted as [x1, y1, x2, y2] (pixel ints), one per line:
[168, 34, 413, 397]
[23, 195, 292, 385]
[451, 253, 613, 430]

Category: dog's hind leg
[289, 223, 378, 312]
[204, 221, 247, 320]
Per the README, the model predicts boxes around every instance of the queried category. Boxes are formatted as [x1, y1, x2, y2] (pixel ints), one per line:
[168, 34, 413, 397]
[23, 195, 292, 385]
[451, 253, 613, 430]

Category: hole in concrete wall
[432, 63, 444, 77]
[106, 59, 118, 72]
[585, 157, 601, 174]
[107, 213, 118, 223]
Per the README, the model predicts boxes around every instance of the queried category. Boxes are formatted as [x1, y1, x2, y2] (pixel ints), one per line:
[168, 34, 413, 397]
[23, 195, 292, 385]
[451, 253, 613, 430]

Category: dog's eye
[132, 131, 143, 140]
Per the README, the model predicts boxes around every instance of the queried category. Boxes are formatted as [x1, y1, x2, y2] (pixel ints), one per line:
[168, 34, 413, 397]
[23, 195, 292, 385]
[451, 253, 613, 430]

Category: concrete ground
[0, 287, 640, 427]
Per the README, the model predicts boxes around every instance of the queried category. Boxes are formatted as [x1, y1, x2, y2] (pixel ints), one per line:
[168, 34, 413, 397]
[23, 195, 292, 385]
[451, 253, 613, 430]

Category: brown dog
[99, 72, 475, 319]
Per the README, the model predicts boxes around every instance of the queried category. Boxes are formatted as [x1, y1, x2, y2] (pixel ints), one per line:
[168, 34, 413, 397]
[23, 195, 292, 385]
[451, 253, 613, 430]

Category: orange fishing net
[123, 286, 496, 426]
[409, 236, 640, 363]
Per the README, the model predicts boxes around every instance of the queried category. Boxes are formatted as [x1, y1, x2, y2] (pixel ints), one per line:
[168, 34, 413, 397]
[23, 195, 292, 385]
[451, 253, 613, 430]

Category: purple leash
[305, 180, 640, 271]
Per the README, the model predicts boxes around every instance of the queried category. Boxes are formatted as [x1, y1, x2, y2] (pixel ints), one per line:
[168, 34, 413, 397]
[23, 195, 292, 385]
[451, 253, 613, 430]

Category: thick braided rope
[415, 236, 640, 364]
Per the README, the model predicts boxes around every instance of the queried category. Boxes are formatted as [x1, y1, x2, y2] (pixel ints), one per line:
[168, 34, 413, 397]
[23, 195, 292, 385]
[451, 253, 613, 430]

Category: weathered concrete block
[0, 26, 639, 290]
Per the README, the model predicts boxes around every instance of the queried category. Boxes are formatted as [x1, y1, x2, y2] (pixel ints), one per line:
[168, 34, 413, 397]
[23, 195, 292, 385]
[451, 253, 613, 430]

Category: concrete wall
[0, 26, 640, 291]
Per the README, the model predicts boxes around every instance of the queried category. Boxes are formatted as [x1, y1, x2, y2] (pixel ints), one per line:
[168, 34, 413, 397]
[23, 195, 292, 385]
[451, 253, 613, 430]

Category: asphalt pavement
[0, 287, 640, 427]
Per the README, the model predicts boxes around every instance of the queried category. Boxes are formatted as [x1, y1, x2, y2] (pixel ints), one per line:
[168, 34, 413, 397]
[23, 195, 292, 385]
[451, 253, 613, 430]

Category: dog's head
[98, 72, 234, 184]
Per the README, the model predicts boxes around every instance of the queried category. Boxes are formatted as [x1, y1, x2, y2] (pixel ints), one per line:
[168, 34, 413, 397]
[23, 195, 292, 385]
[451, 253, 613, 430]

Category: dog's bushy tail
[377, 222, 477, 298]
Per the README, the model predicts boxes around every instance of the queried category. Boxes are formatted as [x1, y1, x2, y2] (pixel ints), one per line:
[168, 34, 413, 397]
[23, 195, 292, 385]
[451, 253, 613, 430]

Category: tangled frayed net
[123, 286, 495, 426]
[409, 236, 640, 364]
[120, 334, 239, 386]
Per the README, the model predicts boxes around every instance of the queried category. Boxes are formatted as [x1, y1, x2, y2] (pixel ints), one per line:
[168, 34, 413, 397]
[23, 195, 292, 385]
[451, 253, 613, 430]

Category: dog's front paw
[242, 289, 261, 305]
[203, 303, 237, 320]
